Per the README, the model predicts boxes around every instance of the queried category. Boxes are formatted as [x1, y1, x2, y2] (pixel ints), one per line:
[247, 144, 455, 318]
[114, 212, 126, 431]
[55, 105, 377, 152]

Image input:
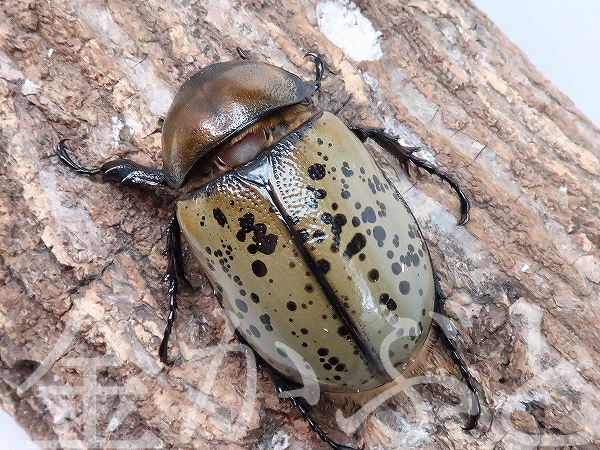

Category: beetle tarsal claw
[304, 51, 324, 90]
[236, 47, 250, 60]
[56, 139, 101, 175]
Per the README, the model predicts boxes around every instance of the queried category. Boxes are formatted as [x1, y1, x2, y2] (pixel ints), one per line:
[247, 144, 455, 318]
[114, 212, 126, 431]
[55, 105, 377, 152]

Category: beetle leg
[236, 47, 251, 60]
[159, 214, 188, 363]
[349, 127, 470, 225]
[230, 317, 358, 448]
[56, 139, 168, 188]
[432, 275, 481, 430]
[304, 52, 324, 90]
[233, 328, 358, 449]
[268, 370, 359, 450]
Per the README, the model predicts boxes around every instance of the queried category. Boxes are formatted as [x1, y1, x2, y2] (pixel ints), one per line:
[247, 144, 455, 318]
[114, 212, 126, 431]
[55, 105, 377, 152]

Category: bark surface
[1, 0, 600, 449]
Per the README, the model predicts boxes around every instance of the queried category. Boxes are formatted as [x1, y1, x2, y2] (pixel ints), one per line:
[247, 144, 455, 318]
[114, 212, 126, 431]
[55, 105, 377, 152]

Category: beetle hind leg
[349, 126, 470, 225]
[231, 330, 358, 449]
[432, 276, 481, 430]
[268, 370, 359, 450]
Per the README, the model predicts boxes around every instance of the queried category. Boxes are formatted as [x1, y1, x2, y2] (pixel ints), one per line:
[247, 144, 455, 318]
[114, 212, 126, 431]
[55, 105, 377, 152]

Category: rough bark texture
[1, 0, 600, 449]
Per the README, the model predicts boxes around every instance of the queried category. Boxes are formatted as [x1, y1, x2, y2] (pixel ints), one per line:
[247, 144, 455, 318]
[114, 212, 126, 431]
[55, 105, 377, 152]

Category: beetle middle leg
[159, 214, 189, 363]
[349, 127, 470, 225]
[56, 140, 183, 362]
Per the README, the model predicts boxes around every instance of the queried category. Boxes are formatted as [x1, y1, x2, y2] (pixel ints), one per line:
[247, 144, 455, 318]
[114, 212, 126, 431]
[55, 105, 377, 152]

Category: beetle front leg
[57, 139, 167, 188]
[349, 127, 470, 225]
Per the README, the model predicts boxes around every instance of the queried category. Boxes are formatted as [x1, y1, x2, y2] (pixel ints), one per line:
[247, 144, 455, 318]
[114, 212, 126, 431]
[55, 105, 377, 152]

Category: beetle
[57, 51, 480, 449]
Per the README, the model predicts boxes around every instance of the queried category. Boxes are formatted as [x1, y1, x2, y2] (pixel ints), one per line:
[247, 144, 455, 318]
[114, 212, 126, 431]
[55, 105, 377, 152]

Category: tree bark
[1, 0, 599, 449]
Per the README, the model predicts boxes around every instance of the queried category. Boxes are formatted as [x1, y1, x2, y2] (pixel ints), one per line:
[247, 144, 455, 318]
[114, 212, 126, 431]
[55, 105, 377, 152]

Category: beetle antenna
[304, 52, 324, 90]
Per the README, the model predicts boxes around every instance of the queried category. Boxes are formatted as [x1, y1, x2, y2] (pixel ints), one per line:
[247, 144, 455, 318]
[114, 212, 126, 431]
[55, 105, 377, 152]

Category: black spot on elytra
[249, 325, 261, 338]
[367, 178, 376, 195]
[399, 280, 411, 295]
[237, 213, 278, 255]
[330, 214, 347, 253]
[412, 253, 421, 267]
[321, 213, 346, 252]
[373, 226, 386, 247]
[213, 208, 227, 227]
[316, 189, 327, 199]
[315, 259, 331, 274]
[308, 163, 326, 180]
[260, 313, 273, 331]
[368, 269, 379, 282]
[361, 207, 376, 223]
[306, 185, 327, 200]
[313, 230, 326, 242]
[343, 233, 367, 259]
[235, 298, 248, 313]
[251, 260, 267, 277]
[341, 162, 354, 177]
[337, 326, 349, 337]
[373, 175, 384, 192]
[380, 293, 397, 311]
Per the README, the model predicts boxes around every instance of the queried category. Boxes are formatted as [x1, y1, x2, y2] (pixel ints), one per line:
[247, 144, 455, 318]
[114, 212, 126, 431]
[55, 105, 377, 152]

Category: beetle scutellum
[57, 51, 480, 449]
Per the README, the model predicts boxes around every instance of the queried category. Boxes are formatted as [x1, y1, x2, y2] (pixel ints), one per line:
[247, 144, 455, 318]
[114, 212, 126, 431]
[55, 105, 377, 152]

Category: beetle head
[162, 60, 319, 189]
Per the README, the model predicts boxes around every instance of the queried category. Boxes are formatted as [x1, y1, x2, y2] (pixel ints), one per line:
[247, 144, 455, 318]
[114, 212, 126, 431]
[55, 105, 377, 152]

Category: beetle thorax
[179, 103, 318, 192]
